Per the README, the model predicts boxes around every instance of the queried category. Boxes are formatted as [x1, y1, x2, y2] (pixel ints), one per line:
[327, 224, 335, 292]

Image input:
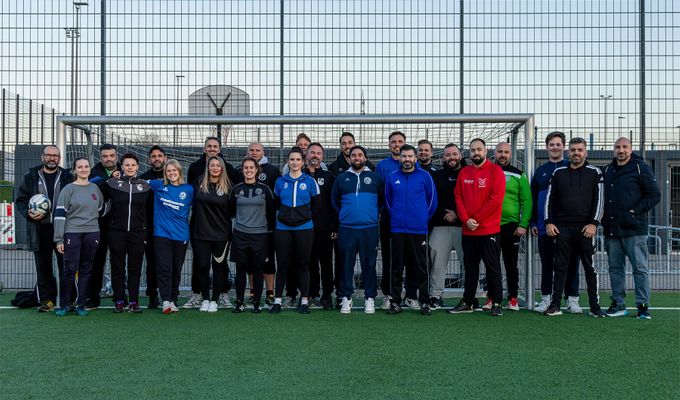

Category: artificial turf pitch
[1, 292, 678, 399]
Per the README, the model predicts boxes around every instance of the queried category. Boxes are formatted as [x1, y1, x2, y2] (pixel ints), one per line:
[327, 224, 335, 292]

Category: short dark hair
[469, 138, 486, 146]
[340, 131, 355, 143]
[389, 131, 406, 141]
[204, 136, 220, 146]
[569, 137, 587, 147]
[545, 131, 566, 146]
[417, 139, 433, 149]
[120, 153, 139, 164]
[288, 146, 304, 158]
[349, 145, 367, 157]
[99, 143, 116, 152]
[399, 144, 416, 154]
[444, 143, 460, 151]
[148, 145, 165, 156]
[308, 142, 324, 151]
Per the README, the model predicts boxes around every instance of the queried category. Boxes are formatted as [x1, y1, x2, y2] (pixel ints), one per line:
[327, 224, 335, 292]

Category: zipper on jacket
[127, 179, 133, 231]
[292, 179, 298, 207]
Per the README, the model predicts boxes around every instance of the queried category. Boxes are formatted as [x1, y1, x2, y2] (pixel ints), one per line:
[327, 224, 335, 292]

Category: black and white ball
[29, 194, 51, 216]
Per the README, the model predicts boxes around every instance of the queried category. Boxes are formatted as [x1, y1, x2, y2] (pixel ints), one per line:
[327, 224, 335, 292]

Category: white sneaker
[566, 296, 583, 314]
[404, 298, 420, 310]
[364, 298, 375, 314]
[380, 295, 392, 310]
[170, 302, 179, 313]
[199, 300, 210, 312]
[183, 293, 203, 308]
[534, 295, 551, 313]
[208, 301, 218, 313]
[218, 293, 232, 308]
[162, 300, 172, 314]
[340, 297, 352, 314]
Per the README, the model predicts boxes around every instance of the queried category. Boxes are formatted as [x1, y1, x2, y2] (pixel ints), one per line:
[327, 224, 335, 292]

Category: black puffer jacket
[602, 154, 661, 237]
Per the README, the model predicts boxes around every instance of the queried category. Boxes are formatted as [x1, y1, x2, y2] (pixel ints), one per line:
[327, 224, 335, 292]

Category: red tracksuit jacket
[454, 160, 506, 236]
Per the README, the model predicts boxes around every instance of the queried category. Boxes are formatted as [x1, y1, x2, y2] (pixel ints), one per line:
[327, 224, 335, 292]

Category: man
[235, 142, 281, 305]
[332, 145, 384, 314]
[140, 145, 166, 308]
[417, 139, 439, 174]
[376, 131, 419, 309]
[493, 142, 532, 311]
[428, 143, 466, 309]
[329, 131, 375, 176]
[304, 143, 337, 309]
[450, 138, 506, 316]
[603, 137, 660, 319]
[185, 136, 238, 308]
[87, 143, 120, 309]
[384, 144, 437, 315]
[15, 145, 73, 312]
[544, 137, 606, 317]
[529, 131, 581, 313]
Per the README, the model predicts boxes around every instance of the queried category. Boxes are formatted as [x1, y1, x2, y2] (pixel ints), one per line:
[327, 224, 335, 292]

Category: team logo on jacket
[258, 173, 267, 181]
[464, 179, 474, 184]
[364, 177, 372, 185]
[299, 183, 307, 190]
[448, 177, 455, 182]
[216, 190, 224, 196]
[283, 182, 289, 189]
[136, 184, 143, 191]
[239, 190, 245, 196]
[394, 180, 401, 184]
[117, 182, 123, 187]
[478, 178, 487, 188]
[91, 194, 98, 200]
[179, 192, 187, 200]
[255, 188, 263, 196]
[317, 178, 324, 186]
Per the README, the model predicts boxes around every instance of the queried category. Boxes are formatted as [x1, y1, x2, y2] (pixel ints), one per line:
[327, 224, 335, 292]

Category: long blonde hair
[200, 156, 231, 194]
[163, 159, 185, 185]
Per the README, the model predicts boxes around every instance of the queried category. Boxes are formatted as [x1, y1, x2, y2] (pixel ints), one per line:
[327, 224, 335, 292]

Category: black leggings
[192, 239, 230, 302]
[232, 231, 268, 303]
[109, 230, 146, 303]
[275, 229, 314, 298]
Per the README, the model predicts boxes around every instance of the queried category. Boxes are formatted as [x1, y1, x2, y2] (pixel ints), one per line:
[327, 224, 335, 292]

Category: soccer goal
[56, 113, 538, 308]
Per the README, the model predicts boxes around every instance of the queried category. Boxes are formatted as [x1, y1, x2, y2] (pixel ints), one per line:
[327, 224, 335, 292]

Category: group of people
[15, 129, 660, 318]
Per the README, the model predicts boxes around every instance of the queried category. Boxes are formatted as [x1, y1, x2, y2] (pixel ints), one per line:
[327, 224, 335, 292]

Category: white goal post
[57, 113, 537, 309]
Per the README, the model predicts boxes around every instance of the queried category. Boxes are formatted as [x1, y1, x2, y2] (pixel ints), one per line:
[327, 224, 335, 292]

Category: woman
[53, 157, 104, 317]
[148, 159, 194, 314]
[270, 147, 320, 314]
[191, 156, 232, 313]
[103, 153, 151, 313]
[228, 157, 276, 314]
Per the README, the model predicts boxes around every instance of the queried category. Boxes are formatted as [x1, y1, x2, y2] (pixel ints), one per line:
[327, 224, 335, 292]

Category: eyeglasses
[43, 154, 60, 158]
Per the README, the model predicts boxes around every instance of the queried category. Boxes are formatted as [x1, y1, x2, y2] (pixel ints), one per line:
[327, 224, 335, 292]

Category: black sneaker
[636, 304, 651, 319]
[298, 303, 310, 314]
[38, 300, 55, 313]
[113, 300, 125, 313]
[147, 294, 160, 309]
[265, 294, 275, 306]
[246, 294, 256, 305]
[127, 302, 142, 314]
[84, 302, 99, 311]
[543, 304, 563, 316]
[448, 300, 473, 314]
[252, 303, 262, 314]
[269, 303, 281, 314]
[232, 301, 245, 313]
[490, 303, 503, 317]
[420, 303, 432, 316]
[335, 298, 342, 310]
[605, 301, 628, 317]
[387, 302, 402, 315]
[429, 297, 445, 310]
[320, 297, 333, 310]
[589, 306, 606, 318]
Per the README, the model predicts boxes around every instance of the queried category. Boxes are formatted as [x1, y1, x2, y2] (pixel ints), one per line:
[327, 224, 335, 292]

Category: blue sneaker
[55, 307, 69, 317]
[75, 306, 89, 317]
[636, 304, 651, 319]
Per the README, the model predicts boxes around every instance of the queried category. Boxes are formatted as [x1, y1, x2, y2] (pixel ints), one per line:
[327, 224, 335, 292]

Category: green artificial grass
[1, 292, 678, 400]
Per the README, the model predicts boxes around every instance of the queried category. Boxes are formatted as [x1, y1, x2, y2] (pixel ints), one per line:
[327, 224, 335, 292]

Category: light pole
[66, 1, 88, 143]
[174, 74, 185, 146]
[617, 116, 626, 138]
[600, 94, 613, 147]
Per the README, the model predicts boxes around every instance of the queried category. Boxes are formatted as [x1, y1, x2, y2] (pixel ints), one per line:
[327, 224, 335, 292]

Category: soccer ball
[29, 194, 52, 217]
